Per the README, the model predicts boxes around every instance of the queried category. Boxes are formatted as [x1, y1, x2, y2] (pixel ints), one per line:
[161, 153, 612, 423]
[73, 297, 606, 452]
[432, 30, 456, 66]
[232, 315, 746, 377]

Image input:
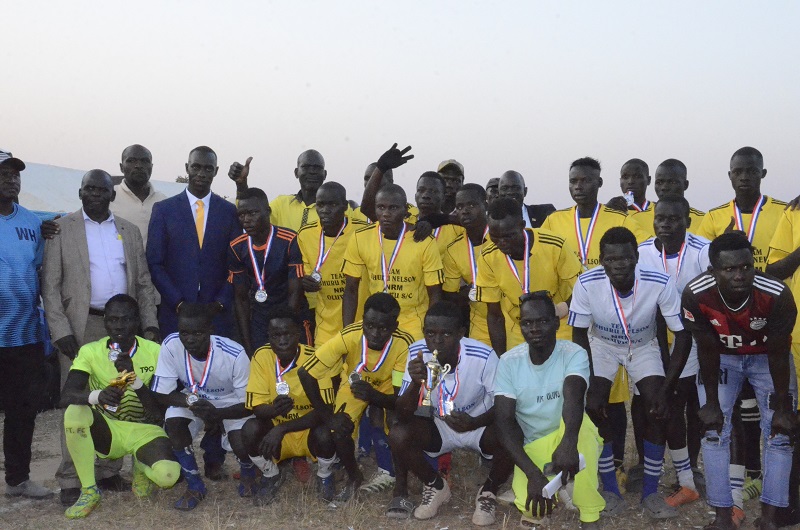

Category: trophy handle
[440, 364, 451, 377]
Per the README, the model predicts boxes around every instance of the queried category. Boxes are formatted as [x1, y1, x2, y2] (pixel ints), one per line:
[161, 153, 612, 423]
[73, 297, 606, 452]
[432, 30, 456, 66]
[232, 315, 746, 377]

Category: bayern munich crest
[749, 317, 767, 330]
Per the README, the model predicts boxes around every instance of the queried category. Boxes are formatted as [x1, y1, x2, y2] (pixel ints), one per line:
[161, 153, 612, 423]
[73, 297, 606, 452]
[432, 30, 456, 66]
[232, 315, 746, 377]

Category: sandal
[385, 496, 414, 519]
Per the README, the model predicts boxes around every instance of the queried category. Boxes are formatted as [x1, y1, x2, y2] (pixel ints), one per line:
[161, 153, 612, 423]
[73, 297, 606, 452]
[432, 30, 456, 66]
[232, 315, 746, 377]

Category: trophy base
[415, 405, 435, 418]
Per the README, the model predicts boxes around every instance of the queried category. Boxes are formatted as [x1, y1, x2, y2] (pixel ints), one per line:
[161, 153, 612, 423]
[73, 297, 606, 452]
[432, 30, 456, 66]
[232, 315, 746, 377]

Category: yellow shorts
[97, 414, 168, 460]
[608, 366, 629, 404]
[278, 430, 313, 462]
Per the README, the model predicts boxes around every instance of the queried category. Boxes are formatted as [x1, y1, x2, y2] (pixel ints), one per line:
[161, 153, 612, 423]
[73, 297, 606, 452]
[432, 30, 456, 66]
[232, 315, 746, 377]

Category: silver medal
[348, 371, 362, 385]
[310, 271, 322, 283]
[186, 393, 200, 406]
[443, 399, 455, 416]
[254, 289, 268, 303]
[108, 347, 121, 362]
[276, 381, 291, 396]
[624, 191, 635, 206]
[468, 286, 478, 302]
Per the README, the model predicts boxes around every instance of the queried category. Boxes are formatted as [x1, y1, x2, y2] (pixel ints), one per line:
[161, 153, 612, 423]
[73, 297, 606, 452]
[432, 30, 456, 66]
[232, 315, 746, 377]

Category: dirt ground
[0, 408, 791, 530]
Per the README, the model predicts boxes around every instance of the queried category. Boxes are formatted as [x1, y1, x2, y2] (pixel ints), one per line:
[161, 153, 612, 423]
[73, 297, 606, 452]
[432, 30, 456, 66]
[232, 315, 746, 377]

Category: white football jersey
[638, 234, 710, 377]
[400, 337, 498, 418]
[569, 264, 683, 349]
[153, 333, 250, 407]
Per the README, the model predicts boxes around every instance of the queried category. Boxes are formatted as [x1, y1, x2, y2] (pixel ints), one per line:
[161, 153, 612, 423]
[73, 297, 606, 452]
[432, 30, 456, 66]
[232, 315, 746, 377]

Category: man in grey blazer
[42, 169, 160, 505]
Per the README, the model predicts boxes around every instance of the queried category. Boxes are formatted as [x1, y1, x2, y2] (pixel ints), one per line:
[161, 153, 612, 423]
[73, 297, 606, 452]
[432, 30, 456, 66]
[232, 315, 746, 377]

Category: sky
[3, 1, 800, 210]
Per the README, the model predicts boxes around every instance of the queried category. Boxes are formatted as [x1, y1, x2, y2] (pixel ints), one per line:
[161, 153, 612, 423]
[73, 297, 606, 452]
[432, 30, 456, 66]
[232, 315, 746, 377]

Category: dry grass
[0, 409, 780, 530]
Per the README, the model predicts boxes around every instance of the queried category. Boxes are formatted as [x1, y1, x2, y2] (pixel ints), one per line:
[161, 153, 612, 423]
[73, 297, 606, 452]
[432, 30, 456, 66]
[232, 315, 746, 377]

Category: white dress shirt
[83, 210, 127, 310]
[186, 189, 211, 239]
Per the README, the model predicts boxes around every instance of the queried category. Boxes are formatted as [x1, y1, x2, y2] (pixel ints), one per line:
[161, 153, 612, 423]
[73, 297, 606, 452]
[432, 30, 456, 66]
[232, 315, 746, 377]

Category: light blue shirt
[494, 339, 589, 444]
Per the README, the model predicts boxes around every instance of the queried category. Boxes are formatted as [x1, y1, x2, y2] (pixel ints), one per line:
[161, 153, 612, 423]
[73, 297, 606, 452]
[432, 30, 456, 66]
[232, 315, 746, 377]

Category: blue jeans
[697, 354, 797, 508]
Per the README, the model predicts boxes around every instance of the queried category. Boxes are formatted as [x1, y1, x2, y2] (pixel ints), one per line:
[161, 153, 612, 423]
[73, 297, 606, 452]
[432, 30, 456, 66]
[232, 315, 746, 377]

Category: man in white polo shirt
[637, 196, 710, 508]
[110, 144, 166, 246]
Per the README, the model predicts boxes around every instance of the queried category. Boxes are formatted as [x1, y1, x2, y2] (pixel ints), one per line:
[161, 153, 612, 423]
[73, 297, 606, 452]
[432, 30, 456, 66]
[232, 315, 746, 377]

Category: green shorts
[95, 412, 168, 460]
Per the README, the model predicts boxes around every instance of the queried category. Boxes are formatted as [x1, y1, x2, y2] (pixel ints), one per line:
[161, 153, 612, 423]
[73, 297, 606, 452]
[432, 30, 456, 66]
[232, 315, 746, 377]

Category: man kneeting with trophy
[388, 301, 512, 525]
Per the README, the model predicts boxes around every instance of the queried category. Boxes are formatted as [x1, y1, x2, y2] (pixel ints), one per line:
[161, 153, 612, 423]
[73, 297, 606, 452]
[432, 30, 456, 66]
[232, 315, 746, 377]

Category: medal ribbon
[610, 279, 638, 348]
[732, 194, 765, 243]
[247, 225, 276, 292]
[504, 230, 531, 294]
[438, 347, 461, 413]
[110, 341, 138, 358]
[631, 199, 650, 212]
[378, 222, 407, 292]
[315, 219, 347, 272]
[573, 204, 600, 266]
[185, 342, 213, 393]
[357, 335, 393, 373]
[466, 226, 490, 285]
[661, 241, 686, 279]
[275, 357, 296, 384]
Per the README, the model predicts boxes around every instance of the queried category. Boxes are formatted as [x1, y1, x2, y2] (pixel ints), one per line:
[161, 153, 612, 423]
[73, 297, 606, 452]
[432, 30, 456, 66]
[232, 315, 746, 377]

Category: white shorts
[590, 337, 664, 386]
[165, 406, 253, 452]
[424, 416, 490, 460]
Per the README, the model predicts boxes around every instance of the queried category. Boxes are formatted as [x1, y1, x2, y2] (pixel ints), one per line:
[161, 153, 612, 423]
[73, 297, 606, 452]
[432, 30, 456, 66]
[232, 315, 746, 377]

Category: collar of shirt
[119, 179, 154, 202]
[82, 208, 115, 225]
[521, 204, 532, 229]
[186, 188, 211, 209]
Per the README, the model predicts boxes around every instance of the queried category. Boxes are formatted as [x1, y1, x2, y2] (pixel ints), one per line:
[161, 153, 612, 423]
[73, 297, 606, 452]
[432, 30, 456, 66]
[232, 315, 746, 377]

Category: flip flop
[385, 496, 414, 519]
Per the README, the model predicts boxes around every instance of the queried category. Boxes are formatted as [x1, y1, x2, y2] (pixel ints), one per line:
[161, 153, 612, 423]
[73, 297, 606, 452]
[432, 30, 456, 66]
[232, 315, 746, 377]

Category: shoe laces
[420, 484, 437, 505]
[74, 487, 99, 507]
[477, 493, 496, 513]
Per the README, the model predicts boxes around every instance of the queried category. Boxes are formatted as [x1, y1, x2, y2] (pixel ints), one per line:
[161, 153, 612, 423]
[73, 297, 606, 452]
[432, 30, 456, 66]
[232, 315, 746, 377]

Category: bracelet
[88, 390, 101, 405]
[131, 377, 144, 390]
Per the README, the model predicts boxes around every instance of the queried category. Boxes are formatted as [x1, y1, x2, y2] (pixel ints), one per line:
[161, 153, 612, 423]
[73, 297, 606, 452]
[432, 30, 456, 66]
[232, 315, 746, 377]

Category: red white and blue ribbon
[433, 227, 442, 240]
[732, 194, 765, 243]
[505, 229, 531, 294]
[438, 347, 461, 413]
[185, 343, 213, 394]
[110, 341, 138, 358]
[573, 204, 600, 266]
[630, 199, 651, 212]
[610, 279, 638, 348]
[661, 241, 686, 279]
[467, 226, 490, 285]
[378, 222, 407, 292]
[315, 219, 347, 273]
[275, 356, 296, 384]
[247, 226, 275, 293]
[356, 335, 393, 374]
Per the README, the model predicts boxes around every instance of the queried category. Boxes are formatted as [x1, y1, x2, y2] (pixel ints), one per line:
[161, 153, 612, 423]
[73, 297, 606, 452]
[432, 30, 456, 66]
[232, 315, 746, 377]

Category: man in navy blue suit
[147, 146, 241, 480]
[147, 146, 241, 339]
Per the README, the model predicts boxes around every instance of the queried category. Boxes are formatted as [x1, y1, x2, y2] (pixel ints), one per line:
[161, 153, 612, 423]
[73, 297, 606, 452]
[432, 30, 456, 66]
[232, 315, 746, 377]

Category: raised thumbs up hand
[229, 156, 253, 186]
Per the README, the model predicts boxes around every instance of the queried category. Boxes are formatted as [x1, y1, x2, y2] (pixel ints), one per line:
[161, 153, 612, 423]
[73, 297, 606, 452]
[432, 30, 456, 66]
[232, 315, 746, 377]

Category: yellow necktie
[195, 200, 204, 248]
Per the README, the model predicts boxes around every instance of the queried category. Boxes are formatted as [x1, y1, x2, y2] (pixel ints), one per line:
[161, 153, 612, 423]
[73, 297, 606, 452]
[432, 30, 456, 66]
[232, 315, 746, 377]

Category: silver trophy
[415, 349, 451, 418]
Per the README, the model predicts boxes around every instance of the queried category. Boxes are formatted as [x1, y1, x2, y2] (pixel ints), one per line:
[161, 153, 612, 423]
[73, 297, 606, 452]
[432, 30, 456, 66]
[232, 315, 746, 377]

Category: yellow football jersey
[442, 231, 492, 346]
[768, 209, 800, 340]
[475, 228, 582, 348]
[626, 205, 707, 238]
[696, 196, 787, 271]
[341, 223, 444, 339]
[297, 218, 369, 345]
[433, 224, 466, 258]
[303, 323, 412, 422]
[245, 344, 334, 425]
[540, 204, 647, 270]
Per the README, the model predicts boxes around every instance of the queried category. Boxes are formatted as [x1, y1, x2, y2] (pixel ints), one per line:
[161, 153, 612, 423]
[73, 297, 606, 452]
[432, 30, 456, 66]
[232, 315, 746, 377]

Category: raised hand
[229, 157, 253, 186]
[376, 143, 414, 172]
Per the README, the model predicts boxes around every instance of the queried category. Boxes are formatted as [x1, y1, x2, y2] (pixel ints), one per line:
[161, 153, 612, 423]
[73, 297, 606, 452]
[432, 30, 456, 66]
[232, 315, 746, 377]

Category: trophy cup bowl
[415, 350, 451, 417]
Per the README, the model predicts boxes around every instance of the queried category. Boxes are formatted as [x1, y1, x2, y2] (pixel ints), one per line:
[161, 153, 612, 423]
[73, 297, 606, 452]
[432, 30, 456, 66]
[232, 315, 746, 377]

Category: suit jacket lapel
[72, 211, 91, 280]
[180, 191, 203, 250]
[118, 222, 135, 293]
